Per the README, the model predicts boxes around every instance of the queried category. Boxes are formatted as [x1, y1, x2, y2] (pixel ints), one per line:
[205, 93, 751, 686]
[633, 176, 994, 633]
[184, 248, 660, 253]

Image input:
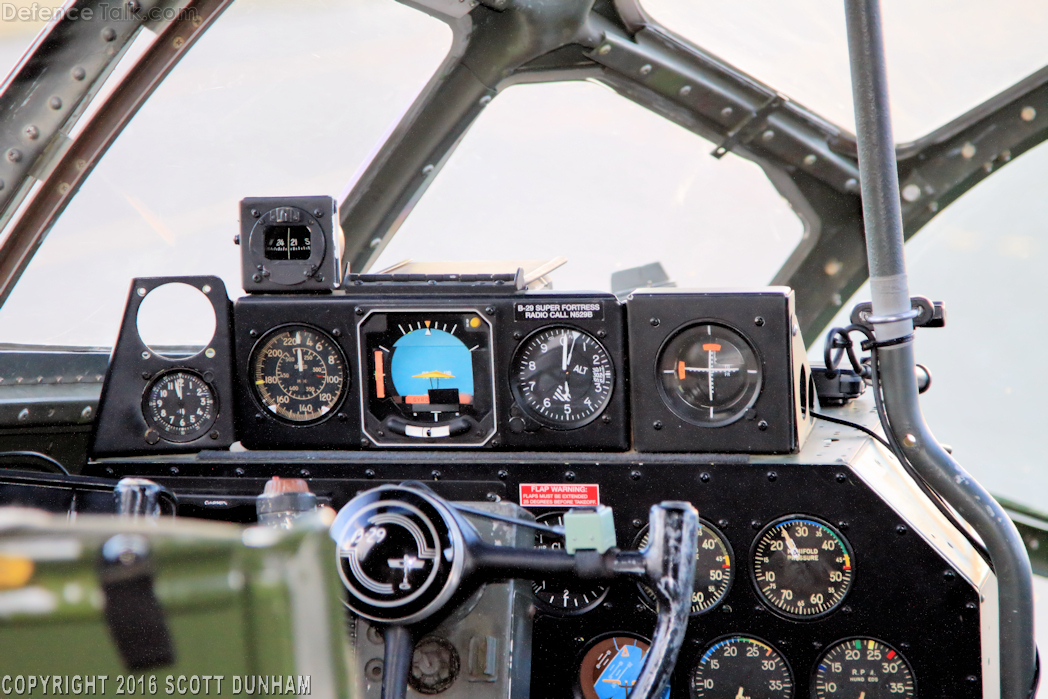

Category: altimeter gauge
[143, 369, 216, 442]
[657, 323, 762, 427]
[251, 325, 347, 423]
[751, 516, 854, 619]
[512, 327, 614, 428]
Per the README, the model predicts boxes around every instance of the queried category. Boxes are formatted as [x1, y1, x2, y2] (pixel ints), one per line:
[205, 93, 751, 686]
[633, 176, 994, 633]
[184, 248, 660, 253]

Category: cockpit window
[373, 80, 804, 293]
[818, 139, 1048, 512]
[0, 0, 451, 346]
[642, 0, 1048, 142]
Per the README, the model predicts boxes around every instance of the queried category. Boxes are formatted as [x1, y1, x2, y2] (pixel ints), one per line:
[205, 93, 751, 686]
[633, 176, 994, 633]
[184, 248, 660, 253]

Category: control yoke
[329, 485, 698, 699]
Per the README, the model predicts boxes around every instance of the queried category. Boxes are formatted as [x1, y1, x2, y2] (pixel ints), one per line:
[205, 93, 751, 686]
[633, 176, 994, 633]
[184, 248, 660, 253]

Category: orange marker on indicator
[374, 350, 385, 399]
[678, 360, 686, 380]
[702, 343, 722, 352]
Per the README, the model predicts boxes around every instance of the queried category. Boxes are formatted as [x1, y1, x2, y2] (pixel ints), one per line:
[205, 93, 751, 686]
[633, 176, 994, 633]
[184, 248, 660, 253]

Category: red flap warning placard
[519, 483, 600, 508]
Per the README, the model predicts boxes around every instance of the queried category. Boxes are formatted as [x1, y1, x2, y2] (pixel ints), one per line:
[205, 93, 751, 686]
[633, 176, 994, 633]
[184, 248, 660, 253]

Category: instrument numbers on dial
[512, 326, 614, 428]
[751, 516, 853, 619]
[635, 520, 734, 614]
[251, 325, 346, 423]
[531, 512, 608, 614]
[691, 636, 793, 699]
[813, 638, 915, 699]
[143, 370, 216, 442]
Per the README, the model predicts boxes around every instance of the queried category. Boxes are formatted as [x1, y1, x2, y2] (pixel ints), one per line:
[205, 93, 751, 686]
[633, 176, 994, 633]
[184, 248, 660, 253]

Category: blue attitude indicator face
[577, 635, 670, 699]
[390, 326, 474, 404]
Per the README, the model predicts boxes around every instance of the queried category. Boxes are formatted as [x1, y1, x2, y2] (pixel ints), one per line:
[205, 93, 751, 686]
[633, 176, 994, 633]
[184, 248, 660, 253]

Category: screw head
[602, 415, 611, 424]
[209, 430, 219, 440]
[170, 466, 179, 475]
[513, 331, 522, 340]
[235, 467, 245, 476]
[252, 273, 262, 283]
[365, 469, 376, 479]
[700, 472, 711, 483]
[313, 209, 323, 217]
[896, 524, 908, 535]
[631, 518, 643, 528]
[944, 569, 956, 580]
[565, 471, 576, 481]
[597, 329, 606, 338]
[650, 318, 660, 327]
[497, 469, 508, 480]
[332, 328, 341, 337]
[431, 470, 442, 480]
[754, 316, 765, 327]
[767, 471, 777, 482]
[355, 307, 364, 316]
[836, 472, 847, 483]
[485, 306, 495, 316]
[630, 470, 642, 481]
[752, 520, 762, 530]
[360, 438, 370, 447]
[718, 519, 729, 528]
[653, 420, 663, 430]
[337, 413, 347, 421]
[251, 209, 260, 218]
[757, 420, 769, 431]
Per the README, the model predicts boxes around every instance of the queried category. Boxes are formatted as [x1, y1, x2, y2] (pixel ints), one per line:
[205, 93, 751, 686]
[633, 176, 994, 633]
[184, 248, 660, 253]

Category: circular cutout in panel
[136, 282, 216, 358]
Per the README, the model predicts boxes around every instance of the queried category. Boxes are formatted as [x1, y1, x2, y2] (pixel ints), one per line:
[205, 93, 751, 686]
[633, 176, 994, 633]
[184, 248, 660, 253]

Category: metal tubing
[843, 2, 1036, 698]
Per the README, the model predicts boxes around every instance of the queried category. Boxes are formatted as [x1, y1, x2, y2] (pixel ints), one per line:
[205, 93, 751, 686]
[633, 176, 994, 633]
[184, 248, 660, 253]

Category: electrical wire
[451, 503, 565, 536]
[817, 325, 991, 564]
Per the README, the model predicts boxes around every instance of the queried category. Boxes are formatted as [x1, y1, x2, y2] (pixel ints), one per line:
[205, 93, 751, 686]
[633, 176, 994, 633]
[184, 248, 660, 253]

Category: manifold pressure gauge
[512, 327, 614, 428]
[657, 323, 762, 427]
[143, 369, 216, 442]
[751, 516, 853, 619]
[251, 325, 347, 423]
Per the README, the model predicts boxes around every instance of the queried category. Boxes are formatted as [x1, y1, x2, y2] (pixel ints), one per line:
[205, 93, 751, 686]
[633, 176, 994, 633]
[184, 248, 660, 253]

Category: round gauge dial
[691, 636, 793, 699]
[813, 639, 915, 699]
[635, 520, 734, 614]
[751, 516, 853, 619]
[532, 512, 608, 614]
[143, 370, 216, 442]
[251, 325, 346, 423]
[657, 323, 762, 427]
[512, 327, 614, 428]
[577, 634, 669, 699]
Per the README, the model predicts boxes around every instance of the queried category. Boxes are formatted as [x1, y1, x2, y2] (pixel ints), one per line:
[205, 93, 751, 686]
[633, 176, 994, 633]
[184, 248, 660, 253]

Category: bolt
[631, 518, 643, 528]
[836, 472, 847, 483]
[254, 413, 263, 422]
[718, 519, 729, 528]
[252, 273, 262, 283]
[598, 44, 611, 55]
[313, 208, 323, 217]
[71, 66, 86, 81]
[170, 466, 179, 475]
[565, 471, 576, 481]
[485, 306, 495, 316]
[360, 438, 369, 447]
[101, 27, 117, 42]
[752, 520, 762, 530]
[838, 521, 849, 530]
[209, 430, 219, 440]
[337, 413, 347, 421]
[944, 569, 956, 581]
[249, 329, 258, 338]
[597, 329, 606, 338]
[7, 149, 22, 163]
[24, 125, 38, 140]
[127, 0, 140, 11]
[902, 433, 918, 448]
[431, 470, 442, 480]
[172, 36, 185, 49]
[896, 524, 907, 535]
[365, 469, 376, 479]
[754, 316, 765, 327]
[331, 328, 341, 337]
[251, 209, 260, 218]
[767, 471, 777, 482]
[653, 420, 663, 430]
[513, 331, 522, 340]
[486, 492, 499, 502]
[497, 469, 508, 480]
[141, 371, 152, 380]
[966, 601, 977, 610]
[966, 676, 978, 683]
[233, 234, 240, 245]
[679, 85, 692, 97]
[49, 96, 62, 110]
[364, 659, 384, 682]
[355, 307, 364, 316]
[650, 317, 660, 327]
[757, 420, 768, 431]
[639, 64, 652, 76]
[235, 467, 245, 476]
[630, 470, 642, 481]
[842, 605, 853, 614]
[700, 472, 710, 483]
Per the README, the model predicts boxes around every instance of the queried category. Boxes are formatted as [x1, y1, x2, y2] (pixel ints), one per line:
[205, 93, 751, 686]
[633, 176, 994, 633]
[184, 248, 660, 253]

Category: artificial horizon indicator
[576, 634, 670, 699]
[634, 520, 734, 615]
[143, 369, 216, 442]
[657, 323, 763, 427]
[691, 636, 793, 699]
[250, 325, 346, 423]
[752, 516, 854, 619]
[360, 309, 496, 445]
[531, 512, 609, 614]
[512, 326, 614, 428]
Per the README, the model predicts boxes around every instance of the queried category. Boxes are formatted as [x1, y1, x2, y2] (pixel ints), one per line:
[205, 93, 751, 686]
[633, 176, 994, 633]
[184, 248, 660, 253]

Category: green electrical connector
[564, 506, 617, 553]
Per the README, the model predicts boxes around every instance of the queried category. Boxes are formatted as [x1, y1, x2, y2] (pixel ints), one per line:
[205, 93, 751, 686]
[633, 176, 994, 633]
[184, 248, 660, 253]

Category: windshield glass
[0, 0, 451, 346]
[642, 0, 1048, 142]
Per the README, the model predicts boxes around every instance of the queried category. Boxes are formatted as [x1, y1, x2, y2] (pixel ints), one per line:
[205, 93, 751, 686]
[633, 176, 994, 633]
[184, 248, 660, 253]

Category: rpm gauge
[657, 323, 762, 427]
[691, 636, 793, 699]
[812, 638, 915, 699]
[512, 326, 614, 428]
[251, 325, 346, 423]
[751, 516, 853, 619]
[634, 519, 734, 614]
[532, 512, 608, 614]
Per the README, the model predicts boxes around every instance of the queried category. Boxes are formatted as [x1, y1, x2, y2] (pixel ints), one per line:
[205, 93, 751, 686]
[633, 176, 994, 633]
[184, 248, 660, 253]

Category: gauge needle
[296, 348, 304, 372]
[736, 687, 746, 699]
[561, 333, 569, 371]
[175, 378, 183, 401]
[782, 530, 802, 559]
[567, 331, 578, 369]
[859, 693, 865, 699]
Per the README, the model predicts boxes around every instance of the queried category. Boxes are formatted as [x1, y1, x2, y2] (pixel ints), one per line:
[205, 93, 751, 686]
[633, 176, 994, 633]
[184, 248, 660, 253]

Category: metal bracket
[711, 95, 784, 159]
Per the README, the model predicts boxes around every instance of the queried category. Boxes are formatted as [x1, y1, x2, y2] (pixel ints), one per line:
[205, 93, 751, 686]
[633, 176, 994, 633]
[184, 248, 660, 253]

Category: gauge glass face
[361, 311, 494, 441]
[691, 636, 793, 699]
[532, 513, 608, 614]
[577, 634, 669, 699]
[512, 327, 614, 428]
[143, 370, 216, 442]
[635, 520, 734, 614]
[752, 516, 853, 618]
[813, 639, 915, 699]
[657, 323, 762, 426]
[251, 325, 346, 423]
